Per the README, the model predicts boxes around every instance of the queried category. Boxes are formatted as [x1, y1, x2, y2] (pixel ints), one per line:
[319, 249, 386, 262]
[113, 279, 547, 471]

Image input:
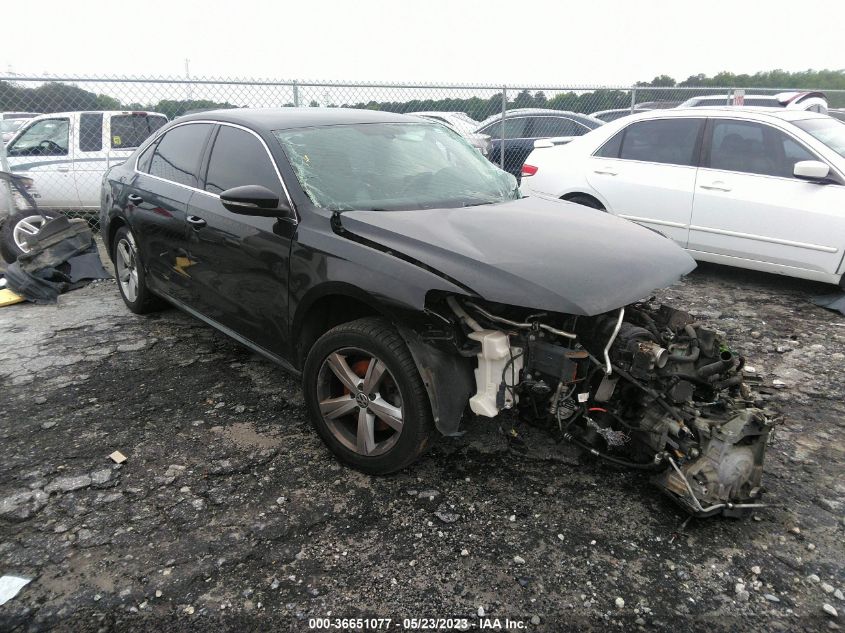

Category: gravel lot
[1, 259, 844, 632]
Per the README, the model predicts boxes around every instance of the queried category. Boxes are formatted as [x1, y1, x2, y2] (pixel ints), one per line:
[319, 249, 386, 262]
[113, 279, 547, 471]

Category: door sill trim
[152, 290, 301, 377]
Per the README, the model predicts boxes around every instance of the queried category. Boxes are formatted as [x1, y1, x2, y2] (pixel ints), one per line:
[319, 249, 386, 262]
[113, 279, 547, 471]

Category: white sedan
[520, 108, 845, 288]
[409, 111, 491, 155]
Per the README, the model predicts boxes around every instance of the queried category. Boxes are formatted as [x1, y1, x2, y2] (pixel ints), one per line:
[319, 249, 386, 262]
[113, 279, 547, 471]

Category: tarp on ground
[812, 292, 845, 316]
[4, 216, 111, 304]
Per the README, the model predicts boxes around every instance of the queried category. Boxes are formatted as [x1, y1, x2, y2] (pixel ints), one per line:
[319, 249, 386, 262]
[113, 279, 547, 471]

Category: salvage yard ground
[1, 256, 843, 632]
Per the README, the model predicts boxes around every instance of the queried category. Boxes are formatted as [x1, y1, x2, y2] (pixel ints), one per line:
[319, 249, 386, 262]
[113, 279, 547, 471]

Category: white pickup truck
[3, 110, 168, 210]
[0, 110, 167, 261]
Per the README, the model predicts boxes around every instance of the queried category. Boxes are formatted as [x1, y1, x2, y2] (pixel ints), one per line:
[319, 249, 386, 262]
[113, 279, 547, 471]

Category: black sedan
[475, 109, 603, 177]
[99, 109, 772, 517]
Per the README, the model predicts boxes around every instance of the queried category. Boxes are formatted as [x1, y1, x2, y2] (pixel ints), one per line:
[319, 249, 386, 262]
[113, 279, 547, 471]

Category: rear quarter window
[594, 129, 623, 158]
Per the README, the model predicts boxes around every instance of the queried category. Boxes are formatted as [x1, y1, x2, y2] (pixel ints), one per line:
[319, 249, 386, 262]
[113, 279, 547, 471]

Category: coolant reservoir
[468, 330, 523, 417]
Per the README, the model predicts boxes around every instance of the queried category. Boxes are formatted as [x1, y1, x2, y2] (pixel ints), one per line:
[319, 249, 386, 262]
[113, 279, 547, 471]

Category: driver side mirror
[793, 160, 830, 182]
[219, 185, 294, 218]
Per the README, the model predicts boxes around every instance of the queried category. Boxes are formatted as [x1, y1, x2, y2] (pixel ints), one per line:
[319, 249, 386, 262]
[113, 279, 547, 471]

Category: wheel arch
[105, 215, 128, 261]
[561, 191, 607, 210]
[293, 284, 474, 437]
[292, 283, 395, 370]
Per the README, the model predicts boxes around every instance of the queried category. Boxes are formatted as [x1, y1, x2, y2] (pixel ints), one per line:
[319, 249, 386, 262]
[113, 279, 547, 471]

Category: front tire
[112, 226, 165, 314]
[302, 317, 435, 474]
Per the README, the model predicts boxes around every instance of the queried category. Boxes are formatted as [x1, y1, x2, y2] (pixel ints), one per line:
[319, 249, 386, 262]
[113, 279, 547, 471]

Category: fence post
[500, 86, 507, 170]
[293, 81, 300, 107]
[630, 87, 637, 113]
[0, 135, 14, 220]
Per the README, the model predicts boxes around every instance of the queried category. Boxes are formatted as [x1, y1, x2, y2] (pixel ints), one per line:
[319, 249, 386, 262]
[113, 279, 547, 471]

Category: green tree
[513, 89, 534, 109]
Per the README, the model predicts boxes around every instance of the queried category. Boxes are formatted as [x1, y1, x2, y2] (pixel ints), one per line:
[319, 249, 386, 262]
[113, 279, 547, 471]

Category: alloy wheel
[316, 348, 404, 457]
[12, 214, 48, 253]
[115, 235, 140, 303]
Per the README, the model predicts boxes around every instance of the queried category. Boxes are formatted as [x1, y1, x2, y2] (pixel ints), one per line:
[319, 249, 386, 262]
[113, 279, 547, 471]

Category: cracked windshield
[275, 122, 519, 211]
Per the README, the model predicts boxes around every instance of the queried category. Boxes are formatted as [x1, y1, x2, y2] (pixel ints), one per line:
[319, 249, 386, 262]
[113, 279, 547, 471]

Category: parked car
[0, 111, 167, 261]
[520, 108, 845, 287]
[409, 111, 490, 155]
[1, 113, 40, 143]
[679, 91, 828, 113]
[475, 109, 603, 177]
[99, 108, 772, 517]
[591, 107, 651, 123]
[829, 108, 845, 123]
[408, 111, 479, 136]
[635, 100, 683, 110]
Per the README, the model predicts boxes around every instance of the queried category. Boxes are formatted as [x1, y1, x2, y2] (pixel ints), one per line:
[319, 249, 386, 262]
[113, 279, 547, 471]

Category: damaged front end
[439, 296, 774, 518]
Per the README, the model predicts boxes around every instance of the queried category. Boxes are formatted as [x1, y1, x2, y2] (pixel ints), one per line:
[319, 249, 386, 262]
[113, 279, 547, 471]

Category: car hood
[339, 196, 696, 316]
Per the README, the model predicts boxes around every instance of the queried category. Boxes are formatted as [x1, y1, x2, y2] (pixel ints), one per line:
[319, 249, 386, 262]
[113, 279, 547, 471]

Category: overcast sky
[2, 0, 843, 86]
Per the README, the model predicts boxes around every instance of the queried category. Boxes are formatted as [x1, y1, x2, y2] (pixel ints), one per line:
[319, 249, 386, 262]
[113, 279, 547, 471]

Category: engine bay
[441, 296, 775, 518]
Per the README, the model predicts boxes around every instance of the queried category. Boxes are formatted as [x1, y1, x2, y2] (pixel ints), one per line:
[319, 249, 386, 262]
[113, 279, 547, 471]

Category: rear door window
[529, 116, 588, 138]
[618, 119, 703, 166]
[481, 117, 528, 139]
[148, 123, 212, 188]
[79, 113, 103, 152]
[203, 125, 281, 196]
[111, 114, 168, 149]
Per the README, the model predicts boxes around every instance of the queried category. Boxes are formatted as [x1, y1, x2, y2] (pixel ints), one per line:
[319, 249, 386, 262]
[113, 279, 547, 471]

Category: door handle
[187, 215, 207, 229]
[57, 166, 70, 173]
[593, 169, 618, 176]
[127, 193, 144, 204]
[700, 182, 732, 192]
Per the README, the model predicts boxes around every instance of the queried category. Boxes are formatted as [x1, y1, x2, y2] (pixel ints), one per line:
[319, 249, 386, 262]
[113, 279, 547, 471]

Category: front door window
[7, 119, 70, 156]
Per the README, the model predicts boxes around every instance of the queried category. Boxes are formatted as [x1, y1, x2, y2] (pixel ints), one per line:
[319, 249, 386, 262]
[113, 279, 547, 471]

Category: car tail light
[521, 164, 538, 177]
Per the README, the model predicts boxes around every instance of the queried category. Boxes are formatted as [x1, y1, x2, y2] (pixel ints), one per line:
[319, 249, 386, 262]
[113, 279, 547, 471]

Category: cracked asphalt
[1, 255, 844, 633]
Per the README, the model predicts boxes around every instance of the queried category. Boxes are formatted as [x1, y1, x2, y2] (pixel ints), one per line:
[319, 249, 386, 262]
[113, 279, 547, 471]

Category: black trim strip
[152, 289, 301, 378]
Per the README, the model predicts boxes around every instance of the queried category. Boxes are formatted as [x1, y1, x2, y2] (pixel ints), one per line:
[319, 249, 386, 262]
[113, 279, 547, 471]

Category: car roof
[412, 111, 465, 117]
[591, 108, 649, 116]
[177, 107, 419, 130]
[476, 108, 602, 128]
[621, 107, 830, 124]
[0, 111, 40, 119]
[688, 94, 778, 101]
[25, 110, 165, 119]
[495, 108, 595, 117]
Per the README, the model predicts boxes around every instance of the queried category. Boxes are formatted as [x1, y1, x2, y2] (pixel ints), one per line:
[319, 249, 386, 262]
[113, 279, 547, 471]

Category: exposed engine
[444, 296, 774, 518]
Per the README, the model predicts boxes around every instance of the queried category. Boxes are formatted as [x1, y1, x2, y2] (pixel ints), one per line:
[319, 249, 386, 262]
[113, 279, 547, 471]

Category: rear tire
[111, 225, 165, 314]
[302, 317, 435, 474]
[565, 194, 605, 211]
[0, 209, 60, 263]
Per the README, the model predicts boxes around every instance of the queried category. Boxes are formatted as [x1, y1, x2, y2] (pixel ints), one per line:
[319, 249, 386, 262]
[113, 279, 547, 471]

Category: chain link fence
[1, 74, 843, 235]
